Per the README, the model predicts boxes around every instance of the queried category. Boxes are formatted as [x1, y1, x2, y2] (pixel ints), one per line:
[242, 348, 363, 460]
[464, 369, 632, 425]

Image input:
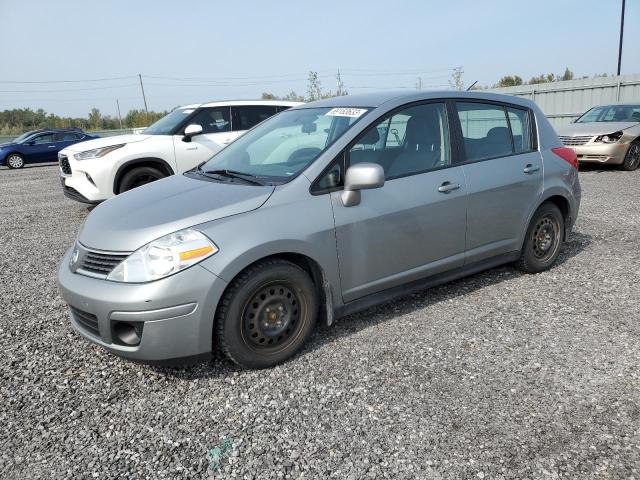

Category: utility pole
[116, 99, 123, 129]
[617, 0, 625, 76]
[138, 74, 148, 113]
[416, 77, 422, 90]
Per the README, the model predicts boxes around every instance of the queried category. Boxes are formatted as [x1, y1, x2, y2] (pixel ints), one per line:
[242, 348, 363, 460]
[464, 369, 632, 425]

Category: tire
[216, 259, 318, 369]
[516, 202, 564, 274]
[118, 166, 164, 193]
[621, 141, 640, 171]
[5, 153, 25, 169]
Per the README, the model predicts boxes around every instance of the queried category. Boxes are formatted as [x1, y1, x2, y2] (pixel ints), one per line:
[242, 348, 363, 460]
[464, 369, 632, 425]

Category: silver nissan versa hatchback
[58, 91, 581, 369]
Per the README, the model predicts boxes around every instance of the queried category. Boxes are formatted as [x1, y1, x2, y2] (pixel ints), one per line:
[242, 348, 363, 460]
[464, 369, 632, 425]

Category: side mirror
[182, 124, 203, 142]
[341, 163, 385, 207]
[26, 140, 35, 146]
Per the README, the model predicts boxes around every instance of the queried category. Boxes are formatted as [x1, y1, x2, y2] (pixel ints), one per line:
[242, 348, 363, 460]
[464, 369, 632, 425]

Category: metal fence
[488, 73, 640, 128]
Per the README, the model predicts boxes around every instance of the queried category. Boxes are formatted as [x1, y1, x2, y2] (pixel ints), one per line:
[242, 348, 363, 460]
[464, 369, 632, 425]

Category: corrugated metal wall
[488, 73, 640, 128]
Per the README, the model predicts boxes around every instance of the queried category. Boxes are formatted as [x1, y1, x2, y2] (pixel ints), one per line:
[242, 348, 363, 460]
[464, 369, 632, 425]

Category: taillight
[552, 146, 579, 170]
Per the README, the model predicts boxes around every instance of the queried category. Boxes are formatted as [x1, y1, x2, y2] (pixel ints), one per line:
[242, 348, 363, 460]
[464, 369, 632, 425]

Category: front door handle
[438, 181, 460, 193]
[48, 145, 57, 148]
[523, 164, 540, 174]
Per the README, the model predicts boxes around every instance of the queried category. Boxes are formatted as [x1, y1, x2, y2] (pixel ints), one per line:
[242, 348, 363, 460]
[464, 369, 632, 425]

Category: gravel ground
[0, 163, 639, 479]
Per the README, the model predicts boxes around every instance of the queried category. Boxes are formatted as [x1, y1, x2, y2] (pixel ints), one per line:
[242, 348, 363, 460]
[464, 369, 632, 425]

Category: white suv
[58, 100, 300, 203]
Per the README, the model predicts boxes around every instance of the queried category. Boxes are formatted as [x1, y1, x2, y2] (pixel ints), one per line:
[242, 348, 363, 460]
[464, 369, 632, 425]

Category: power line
[0, 76, 137, 84]
[0, 83, 139, 94]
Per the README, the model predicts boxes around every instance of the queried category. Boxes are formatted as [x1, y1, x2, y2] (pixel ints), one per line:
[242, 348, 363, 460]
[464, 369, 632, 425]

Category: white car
[58, 100, 301, 203]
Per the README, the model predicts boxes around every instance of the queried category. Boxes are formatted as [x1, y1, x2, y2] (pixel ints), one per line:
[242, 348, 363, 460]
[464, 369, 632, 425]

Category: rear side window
[55, 132, 81, 141]
[506, 107, 532, 152]
[232, 106, 278, 131]
[188, 107, 231, 134]
[456, 102, 513, 161]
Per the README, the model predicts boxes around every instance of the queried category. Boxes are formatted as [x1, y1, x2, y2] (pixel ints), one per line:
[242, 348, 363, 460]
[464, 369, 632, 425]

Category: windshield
[198, 107, 368, 183]
[576, 105, 640, 123]
[143, 108, 196, 135]
[13, 131, 36, 143]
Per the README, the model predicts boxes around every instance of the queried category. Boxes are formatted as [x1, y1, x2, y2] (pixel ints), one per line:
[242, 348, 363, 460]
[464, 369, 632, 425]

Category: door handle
[186, 146, 198, 151]
[438, 181, 460, 193]
[48, 145, 57, 148]
[523, 164, 540, 174]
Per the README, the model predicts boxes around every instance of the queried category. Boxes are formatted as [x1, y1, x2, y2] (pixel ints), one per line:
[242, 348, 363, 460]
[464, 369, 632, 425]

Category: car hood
[0, 142, 17, 148]
[78, 174, 275, 251]
[556, 121, 639, 136]
[63, 134, 153, 152]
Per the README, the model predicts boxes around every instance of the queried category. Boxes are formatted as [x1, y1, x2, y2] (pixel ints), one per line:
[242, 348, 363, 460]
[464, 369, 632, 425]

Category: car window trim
[310, 99, 461, 194]
[451, 99, 538, 166]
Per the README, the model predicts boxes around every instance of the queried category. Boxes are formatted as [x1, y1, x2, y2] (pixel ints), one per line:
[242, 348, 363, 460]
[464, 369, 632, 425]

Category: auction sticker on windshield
[325, 108, 367, 118]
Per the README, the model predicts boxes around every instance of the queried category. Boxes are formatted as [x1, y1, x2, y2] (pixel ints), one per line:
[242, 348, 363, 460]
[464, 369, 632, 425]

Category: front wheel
[6, 154, 25, 169]
[216, 259, 318, 369]
[621, 141, 640, 171]
[118, 166, 165, 193]
[516, 202, 564, 274]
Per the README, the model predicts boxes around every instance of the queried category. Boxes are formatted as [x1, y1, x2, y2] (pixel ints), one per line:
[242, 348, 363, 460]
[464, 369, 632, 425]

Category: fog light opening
[113, 321, 143, 346]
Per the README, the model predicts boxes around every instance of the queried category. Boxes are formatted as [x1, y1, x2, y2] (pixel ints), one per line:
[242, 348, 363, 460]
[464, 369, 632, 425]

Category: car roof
[23, 127, 84, 135]
[177, 100, 304, 109]
[292, 90, 536, 110]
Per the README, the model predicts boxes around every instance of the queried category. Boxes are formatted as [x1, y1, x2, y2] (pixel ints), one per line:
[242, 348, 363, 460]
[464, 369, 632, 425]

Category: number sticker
[325, 108, 367, 118]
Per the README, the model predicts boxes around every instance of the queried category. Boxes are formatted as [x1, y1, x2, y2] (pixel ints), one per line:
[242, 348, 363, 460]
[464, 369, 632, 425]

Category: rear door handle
[438, 181, 460, 193]
[523, 164, 540, 174]
[48, 145, 57, 148]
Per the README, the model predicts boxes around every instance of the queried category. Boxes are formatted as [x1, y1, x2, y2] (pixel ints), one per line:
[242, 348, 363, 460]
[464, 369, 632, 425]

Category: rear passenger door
[328, 102, 467, 303]
[454, 101, 543, 263]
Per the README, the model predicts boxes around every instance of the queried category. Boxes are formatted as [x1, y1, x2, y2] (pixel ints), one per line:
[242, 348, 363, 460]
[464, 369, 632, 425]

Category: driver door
[173, 106, 236, 172]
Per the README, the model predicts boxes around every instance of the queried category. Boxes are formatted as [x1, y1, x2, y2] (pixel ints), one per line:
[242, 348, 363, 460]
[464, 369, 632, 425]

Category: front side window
[199, 107, 367, 183]
[33, 134, 54, 144]
[456, 102, 513, 161]
[188, 107, 231, 134]
[348, 102, 451, 179]
[232, 106, 278, 131]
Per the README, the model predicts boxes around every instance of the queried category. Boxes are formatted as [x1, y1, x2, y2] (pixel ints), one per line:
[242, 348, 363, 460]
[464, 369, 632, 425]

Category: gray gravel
[1, 163, 639, 479]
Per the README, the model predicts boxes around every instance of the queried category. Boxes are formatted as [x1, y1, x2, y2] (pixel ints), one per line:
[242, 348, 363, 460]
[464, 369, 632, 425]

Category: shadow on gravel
[578, 164, 621, 174]
[153, 231, 592, 379]
[0, 162, 58, 171]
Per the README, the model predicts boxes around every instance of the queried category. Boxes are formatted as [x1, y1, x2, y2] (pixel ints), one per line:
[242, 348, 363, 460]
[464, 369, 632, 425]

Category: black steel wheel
[216, 259, 318, 369]
[621, 141, 640, 171]
[118, 166, 165, 193]
[516, 202, 564, 274]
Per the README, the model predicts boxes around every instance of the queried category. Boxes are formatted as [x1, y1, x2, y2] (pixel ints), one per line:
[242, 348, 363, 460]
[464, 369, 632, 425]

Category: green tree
[495, 75, 523, 87]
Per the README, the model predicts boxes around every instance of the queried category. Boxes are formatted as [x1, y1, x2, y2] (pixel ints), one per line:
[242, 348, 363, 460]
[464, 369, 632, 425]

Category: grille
[59, 154, 71, 175]
[79, 250, 128, 276]
[559, 135, 592, 146]
[70, 307, 100, 337]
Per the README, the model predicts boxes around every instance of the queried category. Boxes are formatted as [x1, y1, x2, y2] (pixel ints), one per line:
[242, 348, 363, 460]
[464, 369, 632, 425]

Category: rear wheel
[6, 154, 24, 169]
[621, 141, 640, 171]
[118, 166, 165, 193]
[216, 259, 318, 369]
[516, 202, 564, 274]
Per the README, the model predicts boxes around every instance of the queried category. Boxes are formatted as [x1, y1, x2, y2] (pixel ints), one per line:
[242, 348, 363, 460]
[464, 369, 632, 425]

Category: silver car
[58, 91, 581, 369]
[556, 103, 640, 171]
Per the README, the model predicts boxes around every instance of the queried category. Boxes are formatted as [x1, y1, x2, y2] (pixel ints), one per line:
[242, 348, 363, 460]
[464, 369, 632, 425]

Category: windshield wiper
[199, 168, 266, 186]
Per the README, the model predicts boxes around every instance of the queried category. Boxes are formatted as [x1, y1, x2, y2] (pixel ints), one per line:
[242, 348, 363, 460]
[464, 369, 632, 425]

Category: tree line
[491, 68, 611, 88]
[0, 107, 167, 136]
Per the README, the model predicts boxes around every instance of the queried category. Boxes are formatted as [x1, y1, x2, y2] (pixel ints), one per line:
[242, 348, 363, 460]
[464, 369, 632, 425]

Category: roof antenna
[466, 81, 478, 91]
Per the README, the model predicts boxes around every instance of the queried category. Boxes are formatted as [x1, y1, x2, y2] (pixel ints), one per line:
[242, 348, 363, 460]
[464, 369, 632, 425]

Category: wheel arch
[2, 151, 25, 165]
[212, 251, 334, 339]
[112, 157, 175, 194]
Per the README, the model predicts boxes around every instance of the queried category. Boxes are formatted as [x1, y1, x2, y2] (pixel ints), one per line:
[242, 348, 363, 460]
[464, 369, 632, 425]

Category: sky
[0, 0, 639, 118]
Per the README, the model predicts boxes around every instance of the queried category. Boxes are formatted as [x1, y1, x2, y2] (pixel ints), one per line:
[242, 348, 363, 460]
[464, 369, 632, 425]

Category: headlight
[107, 228, 218, 283]
[595, 131, 623, 143]
[74, 144, 125, 160]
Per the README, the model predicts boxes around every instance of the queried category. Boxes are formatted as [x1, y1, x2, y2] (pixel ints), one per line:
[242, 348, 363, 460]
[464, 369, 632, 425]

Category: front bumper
[569, 142, 629, 165]
[58, 248, 228, 364]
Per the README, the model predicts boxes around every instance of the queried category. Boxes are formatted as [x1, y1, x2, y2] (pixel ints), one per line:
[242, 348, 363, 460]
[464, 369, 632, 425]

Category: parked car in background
[58, 100, 301, 203]
[58, 91, 581, 369]
[0, 127, 97, 169]
[556, 103, 640, 171]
